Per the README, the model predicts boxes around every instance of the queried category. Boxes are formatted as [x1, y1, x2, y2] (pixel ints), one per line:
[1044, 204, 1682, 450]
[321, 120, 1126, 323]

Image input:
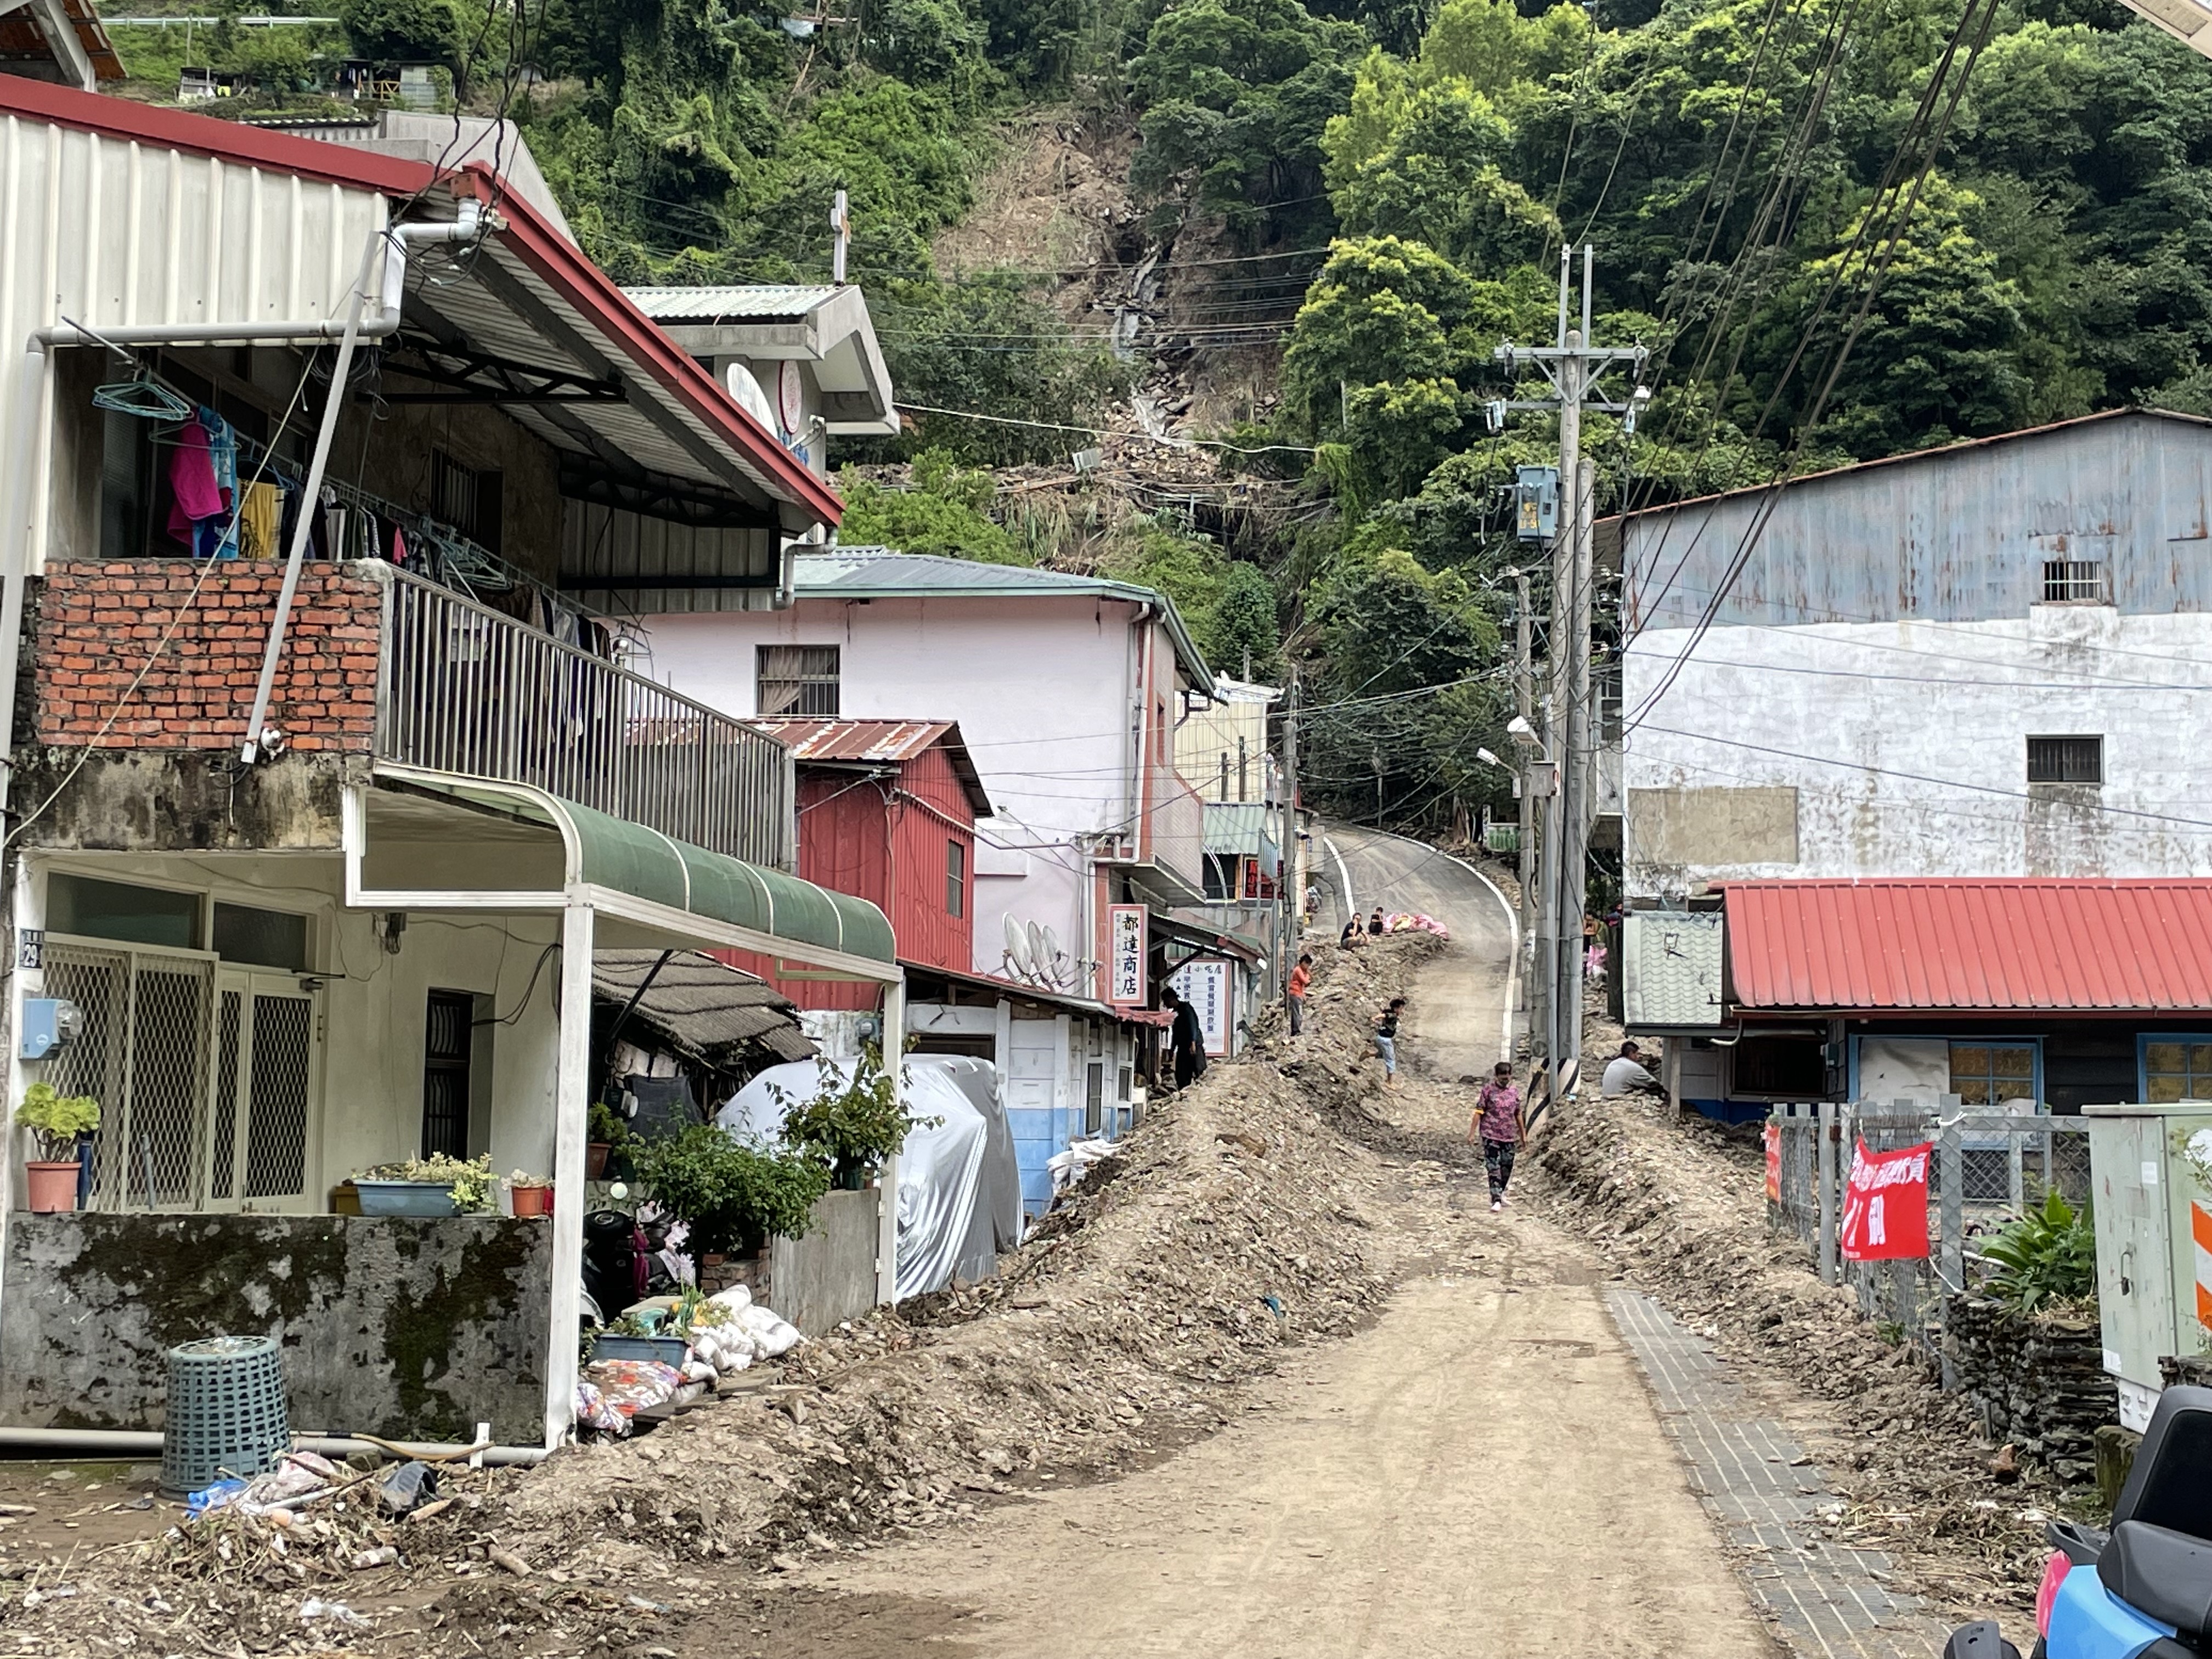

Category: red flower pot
[511, 1183, 552, 1219]
[25, 1161, 81, 1214]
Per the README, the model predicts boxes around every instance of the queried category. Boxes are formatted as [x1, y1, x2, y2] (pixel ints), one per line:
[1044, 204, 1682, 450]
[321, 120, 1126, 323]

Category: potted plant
[633, 1124, 830, 1258]
[507, 1169, 553, 1218]
[350, 1153, 494, 1217]
[16, 1083, 99, 1214]
[587, 1099, 630, 1182]
[777, 1046, 930, 1190]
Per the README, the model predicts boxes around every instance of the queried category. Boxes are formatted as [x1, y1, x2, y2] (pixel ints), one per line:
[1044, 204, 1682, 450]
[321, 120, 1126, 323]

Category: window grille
[1086, 1062, 1105, 1135]
[2027, 735, 2102, 785]
[946, 840, 966, 918]
[420, 991, 473, 1161]
[757, 646, 840, 717]
[2041, 560, 2108, 603]
[241, 993, 314, 1200]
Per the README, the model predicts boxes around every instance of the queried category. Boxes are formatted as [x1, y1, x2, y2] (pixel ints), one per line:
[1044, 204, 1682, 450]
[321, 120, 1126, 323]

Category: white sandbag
[754, 1319, 802, 1357]
[736, 1304, 780, 1334]
[708, 1284, 752, 1313]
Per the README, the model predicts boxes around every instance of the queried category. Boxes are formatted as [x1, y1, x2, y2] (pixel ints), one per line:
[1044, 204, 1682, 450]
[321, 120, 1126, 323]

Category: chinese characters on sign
[1169, 959, 1229, 1056]
[1839, 1138, 1932, 1261]
[1107, 905, 1147, 1006]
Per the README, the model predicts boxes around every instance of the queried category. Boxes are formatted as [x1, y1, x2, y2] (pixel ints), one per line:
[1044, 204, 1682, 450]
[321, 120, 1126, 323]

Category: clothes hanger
[91, 375, 195, 421]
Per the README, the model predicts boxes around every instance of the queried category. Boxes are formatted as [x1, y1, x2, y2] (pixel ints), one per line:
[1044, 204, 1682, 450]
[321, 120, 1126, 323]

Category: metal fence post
[2008, 1129, 2025, 1215]
[1816, 1101, 1838, 1286]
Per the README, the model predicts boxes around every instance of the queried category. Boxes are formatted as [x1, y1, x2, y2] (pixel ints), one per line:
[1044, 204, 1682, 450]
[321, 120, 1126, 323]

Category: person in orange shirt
[1285, 952, 1313, 1035]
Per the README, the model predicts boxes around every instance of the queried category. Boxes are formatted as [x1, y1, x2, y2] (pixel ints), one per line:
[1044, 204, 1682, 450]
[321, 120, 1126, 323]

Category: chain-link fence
[1767, 1099, 2092, 1382]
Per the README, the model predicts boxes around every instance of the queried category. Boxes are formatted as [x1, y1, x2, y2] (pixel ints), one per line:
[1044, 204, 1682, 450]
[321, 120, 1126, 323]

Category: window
[432, 449, 503, 556]
[2144, 1041, 2212, 1103]
[49, 874, 201, 949]
[2042, 560, 2108, 603]
[1731, 1036, 1826, 1097]
[2027, 735, 2102, 785]
[99, 410, 151, 562]
[1085, 1061, 1105, 1135]
[1950, 1042, 2036, 1107]
[213, 902, 309, 971]
[421, 991, 475, 1160]
[757, 645, 839, 716]
[946, 840, 966, 918]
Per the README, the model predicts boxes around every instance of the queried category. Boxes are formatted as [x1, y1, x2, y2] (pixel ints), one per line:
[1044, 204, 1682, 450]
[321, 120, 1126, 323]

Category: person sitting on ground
[1367, 906, 1386, 936]
[1372, 997, 1407, 1090]
[1340, 917, 1364, 950]
[1600, 1039, 1665, 1100]
[1468, 1060, 1523, 1212]
[1285, 952, 1313, 1036]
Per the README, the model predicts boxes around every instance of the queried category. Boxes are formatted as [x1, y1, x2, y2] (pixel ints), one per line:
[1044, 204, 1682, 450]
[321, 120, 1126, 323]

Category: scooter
[1945, 1385, 2212, 1659]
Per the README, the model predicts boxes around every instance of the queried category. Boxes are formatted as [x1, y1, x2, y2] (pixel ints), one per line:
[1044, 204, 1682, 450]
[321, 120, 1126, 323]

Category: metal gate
[42, 944, 318, 1212]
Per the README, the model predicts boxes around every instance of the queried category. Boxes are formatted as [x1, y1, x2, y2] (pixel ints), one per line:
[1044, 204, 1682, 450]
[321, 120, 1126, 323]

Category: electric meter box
[2084, 1103, 2212, 1431]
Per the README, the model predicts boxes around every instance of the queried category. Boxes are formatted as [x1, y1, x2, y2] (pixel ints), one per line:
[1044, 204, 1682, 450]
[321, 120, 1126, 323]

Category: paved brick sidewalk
[1607, 1285, 1952, 1659]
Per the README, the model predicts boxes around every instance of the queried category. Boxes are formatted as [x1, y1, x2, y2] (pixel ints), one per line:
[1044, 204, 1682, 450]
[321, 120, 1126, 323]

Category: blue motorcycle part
[2046, 1561, 2177, 1659]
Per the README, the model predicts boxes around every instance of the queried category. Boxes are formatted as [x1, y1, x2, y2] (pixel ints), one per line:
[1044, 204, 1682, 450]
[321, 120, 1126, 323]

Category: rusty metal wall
[1625, 413, 2212, 630]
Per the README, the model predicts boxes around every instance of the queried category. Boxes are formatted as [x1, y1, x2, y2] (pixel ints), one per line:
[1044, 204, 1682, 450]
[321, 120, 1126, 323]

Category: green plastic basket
[161, 1335, 290, 1495]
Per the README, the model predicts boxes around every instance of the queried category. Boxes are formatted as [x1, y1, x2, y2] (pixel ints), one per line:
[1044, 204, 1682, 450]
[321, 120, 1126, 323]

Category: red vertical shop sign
[1107, 905, 1147, 1005]
[1838, 1139, 1932, 1261]
[1763, 1122, 1781, 1204]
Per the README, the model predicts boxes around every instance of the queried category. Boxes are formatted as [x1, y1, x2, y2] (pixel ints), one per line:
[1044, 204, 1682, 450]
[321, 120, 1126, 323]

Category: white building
[1617, 408, 2212, 899]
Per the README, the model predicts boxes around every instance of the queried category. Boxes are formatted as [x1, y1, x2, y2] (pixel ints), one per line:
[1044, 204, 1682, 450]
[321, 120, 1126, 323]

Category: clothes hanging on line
[236, 481, 284, 561]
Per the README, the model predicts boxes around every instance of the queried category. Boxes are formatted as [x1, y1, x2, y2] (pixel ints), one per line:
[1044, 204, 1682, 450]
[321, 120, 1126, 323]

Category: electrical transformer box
[2084, 1103, 2212, 1431]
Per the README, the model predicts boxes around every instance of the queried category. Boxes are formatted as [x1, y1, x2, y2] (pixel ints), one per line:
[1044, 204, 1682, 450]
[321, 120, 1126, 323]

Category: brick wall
[36, 562, 383, 753]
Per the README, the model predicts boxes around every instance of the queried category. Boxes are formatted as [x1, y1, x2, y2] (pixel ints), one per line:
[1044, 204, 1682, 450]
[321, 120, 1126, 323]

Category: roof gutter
[0, 202, 491, 810]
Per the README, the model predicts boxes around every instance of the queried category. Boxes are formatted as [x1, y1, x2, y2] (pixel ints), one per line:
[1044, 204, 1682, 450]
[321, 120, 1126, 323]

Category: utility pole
[1277, 668, 1300, 994]
[1494, 244, 1647, 1090]
[1512, 567, 1534, 1052]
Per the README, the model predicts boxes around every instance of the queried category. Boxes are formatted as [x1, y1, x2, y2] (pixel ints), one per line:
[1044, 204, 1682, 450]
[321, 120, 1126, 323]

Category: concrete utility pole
[1512, 567, 1535, 1048]
[1277, 667, 1300, 994]
[1495, 245, 1646, 1090]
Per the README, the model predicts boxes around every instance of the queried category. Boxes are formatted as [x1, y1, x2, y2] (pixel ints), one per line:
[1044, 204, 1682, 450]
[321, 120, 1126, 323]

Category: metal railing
[376, 568, 793, 868]
[1768, 1098, 2092, 1378]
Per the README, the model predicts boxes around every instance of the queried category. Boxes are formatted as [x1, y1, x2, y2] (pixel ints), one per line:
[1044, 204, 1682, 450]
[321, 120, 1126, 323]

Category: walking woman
[1469, 1060, 1522, 1212]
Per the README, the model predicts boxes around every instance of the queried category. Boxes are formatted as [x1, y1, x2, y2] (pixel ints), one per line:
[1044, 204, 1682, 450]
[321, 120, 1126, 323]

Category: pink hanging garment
[165, 421, 226, 538]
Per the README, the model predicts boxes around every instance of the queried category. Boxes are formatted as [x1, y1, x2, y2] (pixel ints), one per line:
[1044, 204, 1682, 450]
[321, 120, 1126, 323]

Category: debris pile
[1535, 1089, 2059, 1620]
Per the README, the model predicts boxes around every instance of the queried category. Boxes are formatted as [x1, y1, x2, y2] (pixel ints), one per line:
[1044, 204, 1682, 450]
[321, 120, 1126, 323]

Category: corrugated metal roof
[753, 716, 990, 816]
[594, 950, 815, 1070]
[624, 285, 840, 321]
[1722, 879, 2212, 1012]
[1623, 911, 1725, 1028]
[796, 549, 1216, 694]
[1202, 801, 1277, 856]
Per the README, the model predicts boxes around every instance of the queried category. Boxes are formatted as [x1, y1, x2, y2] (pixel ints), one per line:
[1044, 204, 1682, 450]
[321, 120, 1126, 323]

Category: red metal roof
[1722, 879, 2212, 1013]
[754, 718, 988, 815]
[0, 77, 842, 528]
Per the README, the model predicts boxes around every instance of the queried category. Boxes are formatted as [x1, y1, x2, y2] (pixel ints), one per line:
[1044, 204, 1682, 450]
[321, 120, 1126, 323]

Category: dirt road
[782, 839, 1774, 1658]
[797, 1206, 1774, 1658]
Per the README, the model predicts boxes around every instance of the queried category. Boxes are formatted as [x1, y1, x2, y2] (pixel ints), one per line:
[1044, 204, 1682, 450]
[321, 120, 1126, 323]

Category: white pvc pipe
[0, 1425, 549, 1465]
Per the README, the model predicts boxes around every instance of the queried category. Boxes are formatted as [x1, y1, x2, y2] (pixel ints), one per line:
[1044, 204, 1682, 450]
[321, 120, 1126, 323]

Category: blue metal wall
[1624, 411, 2212, 631]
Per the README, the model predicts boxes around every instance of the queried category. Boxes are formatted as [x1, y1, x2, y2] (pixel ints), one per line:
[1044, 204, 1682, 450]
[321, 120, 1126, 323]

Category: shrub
[1978, 1189, 2097, 1313]
[633, 1125, 830, 1253]
[776, 1046, 930, 1175]
[15, 1082, 99, 1162]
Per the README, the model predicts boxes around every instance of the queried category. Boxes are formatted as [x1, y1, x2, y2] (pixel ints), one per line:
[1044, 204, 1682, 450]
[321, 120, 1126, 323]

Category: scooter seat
[2099, 1521, 2212, 1641]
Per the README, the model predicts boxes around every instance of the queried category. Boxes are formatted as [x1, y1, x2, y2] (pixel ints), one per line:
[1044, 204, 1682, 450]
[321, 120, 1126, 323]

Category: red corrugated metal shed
[1722, 879, 2212, 1013]
[754, 718, 989, 816]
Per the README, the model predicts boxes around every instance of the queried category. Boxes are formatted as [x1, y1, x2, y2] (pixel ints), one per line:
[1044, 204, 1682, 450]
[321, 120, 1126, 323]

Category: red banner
[1839, 1138, 1932, 1261]
[1763, 1122, 1781, 1203]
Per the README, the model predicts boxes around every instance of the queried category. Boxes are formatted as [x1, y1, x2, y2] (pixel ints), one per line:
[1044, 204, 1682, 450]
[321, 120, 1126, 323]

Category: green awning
[374, 769, 894, 965]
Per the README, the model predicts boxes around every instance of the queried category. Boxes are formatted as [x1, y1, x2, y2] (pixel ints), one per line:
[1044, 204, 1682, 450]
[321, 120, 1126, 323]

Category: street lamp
[1505, 714, 1547, 756]
[1475, 747, 1504, 769]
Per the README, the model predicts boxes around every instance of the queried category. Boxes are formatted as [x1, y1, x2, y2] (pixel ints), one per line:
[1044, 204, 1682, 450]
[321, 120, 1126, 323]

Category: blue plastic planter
[353, 1180, 459, 1217]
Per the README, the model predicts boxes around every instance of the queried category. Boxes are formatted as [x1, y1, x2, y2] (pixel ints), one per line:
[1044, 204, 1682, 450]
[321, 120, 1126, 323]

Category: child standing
[1469, 1060, 1522, 1211]
[1372, 997, 1406, 1089]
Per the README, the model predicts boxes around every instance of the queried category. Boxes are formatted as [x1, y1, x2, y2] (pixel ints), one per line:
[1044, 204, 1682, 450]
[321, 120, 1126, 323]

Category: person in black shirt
[1372, 996, 1406, 1090]
[1162, 987, 1205, 1089]
[1367, 907, 1386, 936]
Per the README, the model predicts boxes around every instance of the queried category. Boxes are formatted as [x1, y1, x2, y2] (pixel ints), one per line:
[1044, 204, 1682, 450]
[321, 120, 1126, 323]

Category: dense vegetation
[114, 0, 2212, 833]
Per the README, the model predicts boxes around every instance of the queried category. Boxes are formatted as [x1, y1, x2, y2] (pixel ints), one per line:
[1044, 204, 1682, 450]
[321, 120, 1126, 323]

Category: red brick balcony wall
[36, 562, 382, 753]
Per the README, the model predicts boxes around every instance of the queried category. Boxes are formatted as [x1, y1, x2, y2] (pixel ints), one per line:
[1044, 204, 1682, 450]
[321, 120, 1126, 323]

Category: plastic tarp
[716, 1056, 1006, 1300]
[916, 1056, 1024, 1265]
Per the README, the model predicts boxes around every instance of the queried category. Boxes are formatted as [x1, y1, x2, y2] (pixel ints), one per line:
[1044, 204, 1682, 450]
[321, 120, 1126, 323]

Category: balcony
[32, 559, 793, 867]
[1097, 764, 1205, 905]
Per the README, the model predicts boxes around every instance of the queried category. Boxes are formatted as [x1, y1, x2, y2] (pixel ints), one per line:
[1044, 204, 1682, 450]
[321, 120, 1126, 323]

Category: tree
[1328, 81, 1555, 269]
[836, 452, 1032, 564]
[340, 0, 458, 64]
[1212, 562, 1284, 679]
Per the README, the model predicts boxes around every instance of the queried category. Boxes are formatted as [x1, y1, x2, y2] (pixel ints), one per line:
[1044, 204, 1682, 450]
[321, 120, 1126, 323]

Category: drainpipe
[0, 201, 493, 809]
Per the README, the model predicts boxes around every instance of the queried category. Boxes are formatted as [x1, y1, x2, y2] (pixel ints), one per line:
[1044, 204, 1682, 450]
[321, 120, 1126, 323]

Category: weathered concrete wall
[10, 750, 359, 851]
[0, 1214, 552, 1444]
[768, 1190, 882, 1334]
[1622, 610, 2212, 895]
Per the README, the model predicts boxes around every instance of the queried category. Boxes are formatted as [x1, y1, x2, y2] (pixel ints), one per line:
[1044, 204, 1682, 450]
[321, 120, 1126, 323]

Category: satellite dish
[1003, 913, 1036, 980]
[1024, 921, 1051, 983]
[1039, 924, 1064, 980]
[724, 363, 777, 432]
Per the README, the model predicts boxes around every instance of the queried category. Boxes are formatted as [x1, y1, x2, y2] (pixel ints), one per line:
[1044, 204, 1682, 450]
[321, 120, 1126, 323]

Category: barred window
[2027, 735, 2102, 785]
[757, 646, 840, 717]
[2041, 560, 2108, 603]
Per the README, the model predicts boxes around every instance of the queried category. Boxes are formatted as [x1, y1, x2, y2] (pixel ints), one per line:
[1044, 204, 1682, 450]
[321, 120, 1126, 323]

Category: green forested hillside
[115, 0, 2212, 833]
